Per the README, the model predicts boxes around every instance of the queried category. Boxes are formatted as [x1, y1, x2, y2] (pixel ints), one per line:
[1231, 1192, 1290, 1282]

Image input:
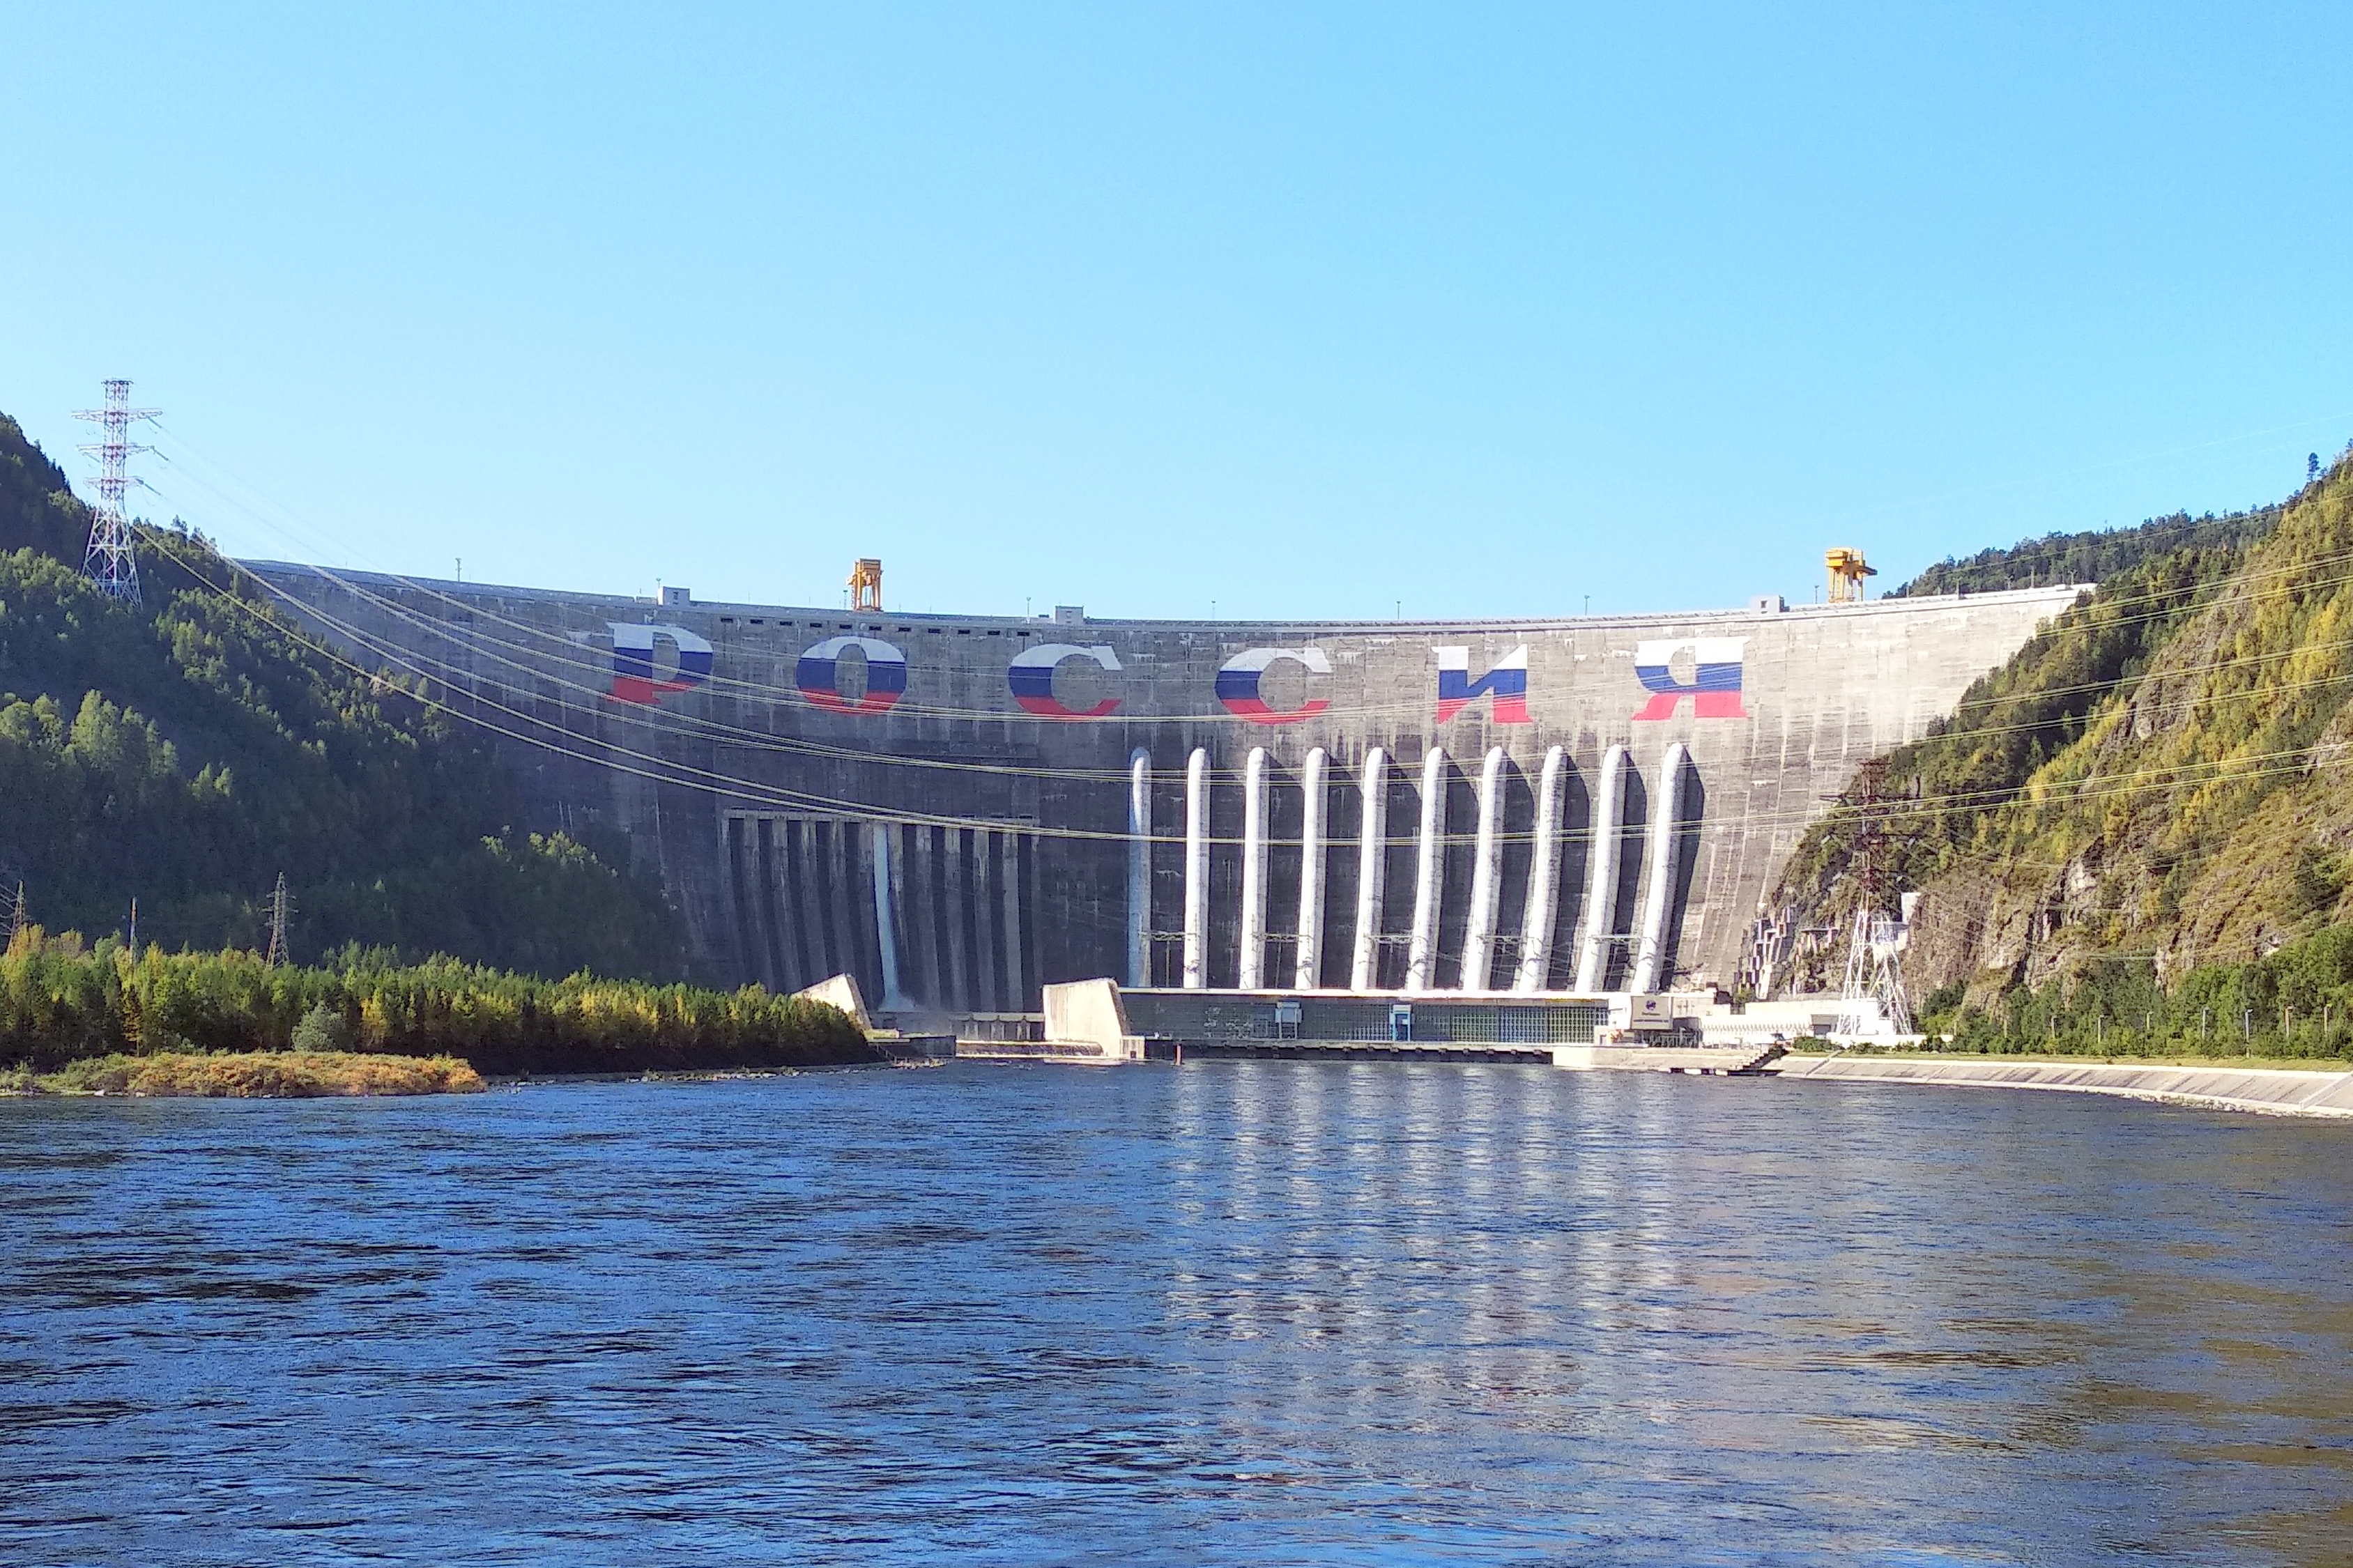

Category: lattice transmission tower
[265, 873, 292, 967]
[72, 378, 160, 606]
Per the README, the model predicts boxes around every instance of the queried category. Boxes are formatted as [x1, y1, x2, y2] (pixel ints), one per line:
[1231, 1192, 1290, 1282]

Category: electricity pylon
[265, 873, 291, 967]
[72, 379, 160, 606]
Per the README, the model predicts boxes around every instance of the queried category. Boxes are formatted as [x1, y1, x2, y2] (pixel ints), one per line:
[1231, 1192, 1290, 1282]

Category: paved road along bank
[1772, 1054, 2353, 1119]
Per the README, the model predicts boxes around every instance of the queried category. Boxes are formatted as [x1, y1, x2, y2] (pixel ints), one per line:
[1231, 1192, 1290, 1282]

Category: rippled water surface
[6, 1064, 2353, 1566]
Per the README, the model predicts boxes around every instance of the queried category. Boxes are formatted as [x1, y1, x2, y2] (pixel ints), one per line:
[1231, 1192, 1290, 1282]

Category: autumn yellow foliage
[33, 1050, 485, 1097]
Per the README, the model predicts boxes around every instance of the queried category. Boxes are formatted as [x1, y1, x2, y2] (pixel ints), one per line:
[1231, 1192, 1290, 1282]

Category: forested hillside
[0, 410, 689, 979]
[1887, 507, 2281, 599]
[1780, 451, 2353, 1051]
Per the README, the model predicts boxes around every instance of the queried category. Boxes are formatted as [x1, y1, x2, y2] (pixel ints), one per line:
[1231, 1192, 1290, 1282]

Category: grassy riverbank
[0, 933, 876, 1079]
[7, 1050, 486, 1097]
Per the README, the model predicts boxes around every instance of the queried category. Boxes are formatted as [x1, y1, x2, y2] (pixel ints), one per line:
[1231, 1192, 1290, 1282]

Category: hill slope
[1887, 507, 2281, 599]
[0, 410, 689, 978]
[1777, 452, 2353, 1043]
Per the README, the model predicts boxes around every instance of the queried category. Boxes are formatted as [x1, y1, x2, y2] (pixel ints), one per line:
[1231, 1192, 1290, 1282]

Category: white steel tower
[72, 378, 160, 605]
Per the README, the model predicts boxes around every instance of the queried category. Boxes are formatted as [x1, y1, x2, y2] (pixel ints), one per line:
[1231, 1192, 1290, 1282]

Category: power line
[286, 537, 2353, 791]
[124, 530, 2353, 976]
[130, 435, 2353, 865]
[149, 531, 2353, 856]
[118, 428, 2353, 980]
[256, 539, 2353, 841]
[140, 431, 2353, 765]
[144, 423, 2353, 792]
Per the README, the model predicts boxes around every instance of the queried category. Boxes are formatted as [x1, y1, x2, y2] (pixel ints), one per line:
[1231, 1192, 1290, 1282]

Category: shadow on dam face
[1666, 757, 1708, 992]
[1549, 765, 1594, 992]
[1603, 769, 1648, 993]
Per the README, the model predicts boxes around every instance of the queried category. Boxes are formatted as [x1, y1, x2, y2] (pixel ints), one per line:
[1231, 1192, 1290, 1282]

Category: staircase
[1727, 1040, 1789, 1075]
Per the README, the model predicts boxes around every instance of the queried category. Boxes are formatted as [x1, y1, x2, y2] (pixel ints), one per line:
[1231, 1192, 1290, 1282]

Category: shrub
[0, 941, 876, 1075]
[289, 1002, 353, 1052]
[2290, 847, 2347, 916]
[43, 1050, 486, 1096]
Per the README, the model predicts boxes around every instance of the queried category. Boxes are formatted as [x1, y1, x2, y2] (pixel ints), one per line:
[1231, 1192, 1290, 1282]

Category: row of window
[1244, 1001, 1606, 1045]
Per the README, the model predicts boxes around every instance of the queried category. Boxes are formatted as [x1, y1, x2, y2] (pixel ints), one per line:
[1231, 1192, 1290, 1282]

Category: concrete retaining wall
[1556, 1045, 1778, 1073]
[1774, 1053, 2353, 1118]
[1041, 978, 1130, 1059]
[791, 973, 872, 1031]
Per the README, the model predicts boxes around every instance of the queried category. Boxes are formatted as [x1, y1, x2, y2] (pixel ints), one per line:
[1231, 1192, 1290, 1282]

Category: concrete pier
[1126, 748, 1151, 986]
[1630, 741, 1690, 994]
[1351, 748, 1389, 992]
[1404, 748, 1449, 994]
[1294, 746, 1329, 990]
[1459, 745, 1508, 992]
[1514, 744, 1568, 993]
[1183, 748, 1209, 989]
[1237, 747, 1271, 990]
[1576, 745, 1630, 994]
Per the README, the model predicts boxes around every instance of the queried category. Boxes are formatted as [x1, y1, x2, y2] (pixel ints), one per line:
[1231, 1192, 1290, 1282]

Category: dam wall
[245, 562, 2080, 1012]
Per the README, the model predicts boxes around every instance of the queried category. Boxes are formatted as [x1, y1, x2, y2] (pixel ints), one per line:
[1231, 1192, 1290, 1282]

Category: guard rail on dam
[243, 562, 2081, 1012]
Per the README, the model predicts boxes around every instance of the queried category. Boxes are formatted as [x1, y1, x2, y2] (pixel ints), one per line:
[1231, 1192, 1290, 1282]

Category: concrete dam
[249, 563, 2079, 1018]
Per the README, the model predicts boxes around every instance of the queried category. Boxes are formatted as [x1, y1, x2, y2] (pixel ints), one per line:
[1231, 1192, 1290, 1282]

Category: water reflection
[3, 1066, 2351, 1565]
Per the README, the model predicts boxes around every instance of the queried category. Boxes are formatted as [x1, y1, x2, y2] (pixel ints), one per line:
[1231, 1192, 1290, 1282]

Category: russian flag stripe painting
[1434, 646, 1531, 724]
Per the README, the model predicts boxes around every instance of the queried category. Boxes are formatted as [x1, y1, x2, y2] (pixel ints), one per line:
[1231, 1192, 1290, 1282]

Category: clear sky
[5, 3, 2350, 620]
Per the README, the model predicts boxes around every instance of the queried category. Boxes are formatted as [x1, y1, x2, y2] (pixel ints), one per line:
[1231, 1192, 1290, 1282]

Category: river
[5, 1063, 2351, 1565]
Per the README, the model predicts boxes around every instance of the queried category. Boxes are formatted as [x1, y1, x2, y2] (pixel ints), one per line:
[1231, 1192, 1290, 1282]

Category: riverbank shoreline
[0, 1054, 949, 1099]
[1770, 1052, 2353, 1119]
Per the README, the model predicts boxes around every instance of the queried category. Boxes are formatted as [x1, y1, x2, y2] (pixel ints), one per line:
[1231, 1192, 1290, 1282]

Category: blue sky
[5, 3, 2350, 620]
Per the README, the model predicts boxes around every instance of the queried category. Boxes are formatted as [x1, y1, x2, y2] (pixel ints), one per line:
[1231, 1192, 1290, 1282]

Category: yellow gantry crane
[1825, 547, 1876, 604]
[848, 558, 884, 611]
